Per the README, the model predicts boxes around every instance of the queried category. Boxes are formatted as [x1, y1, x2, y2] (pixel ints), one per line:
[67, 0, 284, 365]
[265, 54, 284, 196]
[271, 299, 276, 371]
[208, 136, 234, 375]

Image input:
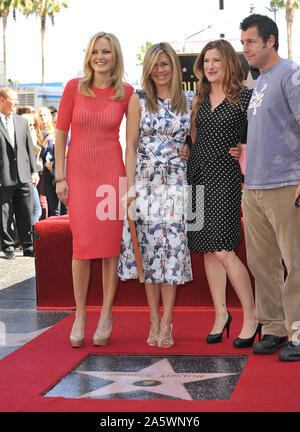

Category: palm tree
[0, 1, 27, 85]
[23, 0, 68, 85]
[266, 0, 283, 21]
[286, 0, 300, 59]
[267, 0, 299, 59]
[136, 41, 152, 66]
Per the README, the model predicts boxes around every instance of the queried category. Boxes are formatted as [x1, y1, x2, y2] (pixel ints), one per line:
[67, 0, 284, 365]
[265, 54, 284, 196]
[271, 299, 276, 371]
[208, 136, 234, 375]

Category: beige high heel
[70, 316, 86, 348]
[158, 322, 174, 348]
[147, 318, 161, 346]
[93, 316, 114, 346]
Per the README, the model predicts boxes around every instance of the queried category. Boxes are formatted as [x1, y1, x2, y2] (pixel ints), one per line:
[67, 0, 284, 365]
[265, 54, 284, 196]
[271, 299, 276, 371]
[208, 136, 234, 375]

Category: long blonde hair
[142, 42, 187, 114]
[194, 39, 245, 106]
[38, 107, 55, 135]
[79, 32, 125, 100]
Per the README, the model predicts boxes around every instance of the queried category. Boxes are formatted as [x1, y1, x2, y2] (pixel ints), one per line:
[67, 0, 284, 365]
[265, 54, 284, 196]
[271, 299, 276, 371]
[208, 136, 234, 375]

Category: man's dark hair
[240, 14, 279, 51]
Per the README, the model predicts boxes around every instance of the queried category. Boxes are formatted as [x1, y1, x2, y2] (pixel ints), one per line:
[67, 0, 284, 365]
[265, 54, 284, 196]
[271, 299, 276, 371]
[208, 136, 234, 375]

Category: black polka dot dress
[187, 86, 252, 253]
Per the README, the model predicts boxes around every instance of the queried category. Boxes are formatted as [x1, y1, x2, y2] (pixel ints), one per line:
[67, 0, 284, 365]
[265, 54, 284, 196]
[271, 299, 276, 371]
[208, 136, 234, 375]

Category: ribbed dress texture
[56, 78, 133, 259]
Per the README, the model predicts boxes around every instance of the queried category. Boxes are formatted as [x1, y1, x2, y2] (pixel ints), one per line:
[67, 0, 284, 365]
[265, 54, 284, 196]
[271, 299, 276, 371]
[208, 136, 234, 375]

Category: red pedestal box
[34, 215, 253, 309]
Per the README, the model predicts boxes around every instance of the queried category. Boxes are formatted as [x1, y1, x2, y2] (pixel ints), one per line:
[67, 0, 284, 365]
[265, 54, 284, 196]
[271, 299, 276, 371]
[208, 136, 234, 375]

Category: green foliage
[136, 41, 152, 66]
[22, 0, 68, 24]
[269, 0, 299, 8]
[269, 0, 285, 8]
[0, 1, 27, 17]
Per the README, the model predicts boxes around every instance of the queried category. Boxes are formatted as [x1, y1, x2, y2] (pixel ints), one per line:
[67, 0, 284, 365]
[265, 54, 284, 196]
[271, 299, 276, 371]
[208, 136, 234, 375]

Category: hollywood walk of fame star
[76, 358, 239, 400]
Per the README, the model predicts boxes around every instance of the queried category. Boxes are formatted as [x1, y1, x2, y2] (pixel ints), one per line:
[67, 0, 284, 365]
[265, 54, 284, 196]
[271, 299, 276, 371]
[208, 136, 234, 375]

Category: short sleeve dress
[56, 78, 133, 259]
[117, 90, 194, 285]
[187, 86, 252, 253]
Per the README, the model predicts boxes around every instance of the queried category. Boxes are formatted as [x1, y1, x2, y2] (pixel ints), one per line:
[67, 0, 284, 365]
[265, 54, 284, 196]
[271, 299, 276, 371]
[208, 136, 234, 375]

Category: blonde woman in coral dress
[55, 32, 133, 348]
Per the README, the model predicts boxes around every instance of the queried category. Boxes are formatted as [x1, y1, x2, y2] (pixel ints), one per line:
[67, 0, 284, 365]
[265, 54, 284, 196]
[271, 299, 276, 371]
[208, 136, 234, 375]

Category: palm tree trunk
[41, 14, 46, 85]
[287, 22, 292, 59]
[286, 0, 295, 59]
[2, 9, 9, 86]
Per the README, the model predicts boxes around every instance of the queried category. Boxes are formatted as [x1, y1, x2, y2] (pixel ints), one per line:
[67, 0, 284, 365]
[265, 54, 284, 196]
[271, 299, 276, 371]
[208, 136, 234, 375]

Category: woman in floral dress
[118, 42, 193, 348]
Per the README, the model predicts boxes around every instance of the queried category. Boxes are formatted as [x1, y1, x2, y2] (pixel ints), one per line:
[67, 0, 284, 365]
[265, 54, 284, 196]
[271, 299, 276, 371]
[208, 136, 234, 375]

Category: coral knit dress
[56, 78, 133, 259]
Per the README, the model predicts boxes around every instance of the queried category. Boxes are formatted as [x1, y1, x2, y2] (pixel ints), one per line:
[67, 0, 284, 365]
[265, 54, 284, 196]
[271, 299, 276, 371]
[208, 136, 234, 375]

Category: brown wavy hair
[194, 39, 245, 106]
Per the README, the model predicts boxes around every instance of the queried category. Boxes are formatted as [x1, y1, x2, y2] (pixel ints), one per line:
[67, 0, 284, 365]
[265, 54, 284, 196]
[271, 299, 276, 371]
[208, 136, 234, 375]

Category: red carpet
[0, 308, 299, 412]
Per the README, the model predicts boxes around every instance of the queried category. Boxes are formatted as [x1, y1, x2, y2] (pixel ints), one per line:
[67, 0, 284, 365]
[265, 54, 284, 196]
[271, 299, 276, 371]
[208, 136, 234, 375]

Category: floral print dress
[117, 90, 194, 285]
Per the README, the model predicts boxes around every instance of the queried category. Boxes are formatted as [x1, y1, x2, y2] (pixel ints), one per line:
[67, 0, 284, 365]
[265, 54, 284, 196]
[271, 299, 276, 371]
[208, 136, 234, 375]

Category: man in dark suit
[0, 87, 39, 259]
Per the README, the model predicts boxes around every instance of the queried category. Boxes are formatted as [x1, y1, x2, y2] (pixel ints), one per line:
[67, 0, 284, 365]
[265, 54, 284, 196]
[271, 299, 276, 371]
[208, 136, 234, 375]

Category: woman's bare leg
[215, 250, 257, 338]
[204, 252, 228, 334]
[70, 258, 91, 343]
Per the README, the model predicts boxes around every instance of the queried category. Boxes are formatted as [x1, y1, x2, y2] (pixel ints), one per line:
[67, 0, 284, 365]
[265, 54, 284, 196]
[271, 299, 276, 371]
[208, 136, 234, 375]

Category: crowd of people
[18, 105, 68, 220]
[1, 13, 299, 363]
[0, 103, 68, 258]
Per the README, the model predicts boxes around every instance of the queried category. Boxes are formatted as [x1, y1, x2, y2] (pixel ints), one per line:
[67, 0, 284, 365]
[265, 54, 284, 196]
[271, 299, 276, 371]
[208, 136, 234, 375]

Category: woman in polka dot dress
[187, 40, 259, 347]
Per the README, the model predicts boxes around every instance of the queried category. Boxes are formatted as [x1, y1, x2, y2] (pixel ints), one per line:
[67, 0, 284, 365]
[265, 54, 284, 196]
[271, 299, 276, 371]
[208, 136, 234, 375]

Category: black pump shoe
[233, 323, 262, 348]
[206, 311, 232, 344]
